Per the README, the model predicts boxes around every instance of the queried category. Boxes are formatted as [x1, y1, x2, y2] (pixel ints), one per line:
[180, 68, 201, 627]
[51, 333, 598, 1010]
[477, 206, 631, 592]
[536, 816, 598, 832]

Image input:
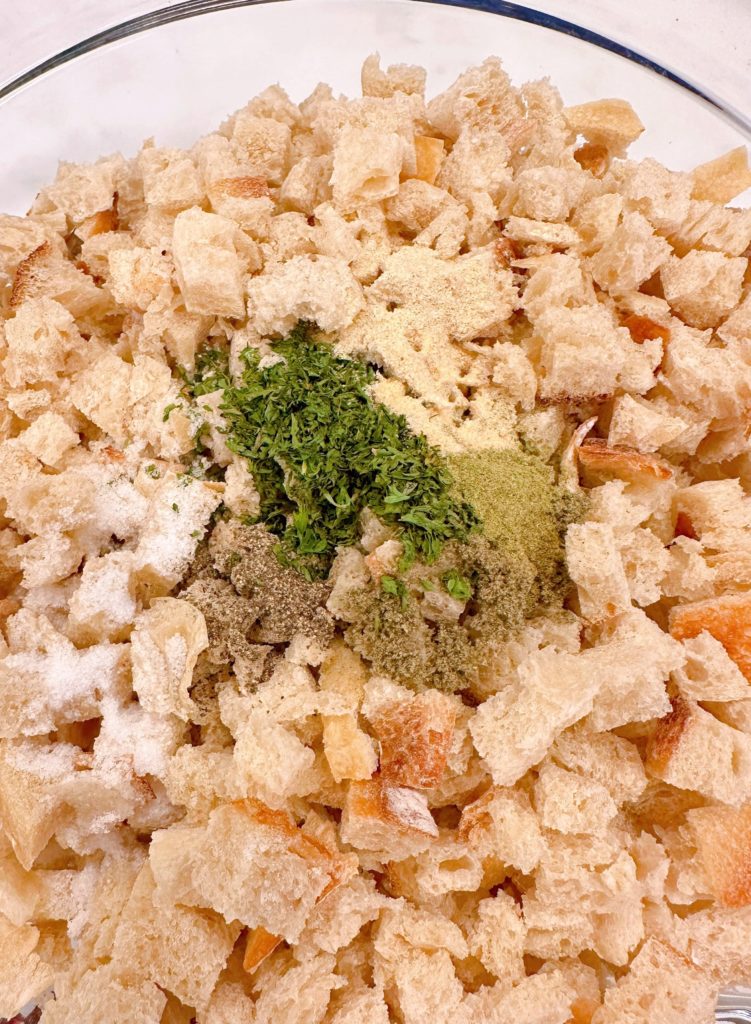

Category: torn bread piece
[319, 639, 378, 783]
[592, 938, 715, 1024]
[563, 98, 644, 155]
[535, 762, 618, 835]
[0, 914, 54, 1020]
[469, 646, 606, 787]
[340, 777, 439, 861]
[459, 786, 545, 874]
[40, 963, 167, 1024]
[369, 689, 457, 789]
[647, 697, 751, 806]
[671, 592, 751, 682]
[111, 863, 238, 1013]
[692, 146, 751, 205]
[673, 630, 750, 702]
[687, 803, 751, 908]
[150, 800, 357, 942]
[552, 723, 648, 804]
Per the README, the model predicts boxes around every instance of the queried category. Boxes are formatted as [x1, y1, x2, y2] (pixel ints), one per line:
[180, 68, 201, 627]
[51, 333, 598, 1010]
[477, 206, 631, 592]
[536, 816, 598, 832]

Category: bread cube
[112, 864, 238, 1012]
[591, 938, 715, 1024]
[172, 207, 245, 316]
[647, 697, 751, 806]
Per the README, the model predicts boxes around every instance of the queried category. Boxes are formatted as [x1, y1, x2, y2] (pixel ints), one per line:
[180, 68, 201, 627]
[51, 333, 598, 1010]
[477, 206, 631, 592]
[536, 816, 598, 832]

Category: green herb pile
[185, 323, 478, 580]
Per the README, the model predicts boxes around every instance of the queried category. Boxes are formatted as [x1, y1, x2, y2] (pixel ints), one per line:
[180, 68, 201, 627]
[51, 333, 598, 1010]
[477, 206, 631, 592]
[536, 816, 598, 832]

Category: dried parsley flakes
[188, 323, 478, 580]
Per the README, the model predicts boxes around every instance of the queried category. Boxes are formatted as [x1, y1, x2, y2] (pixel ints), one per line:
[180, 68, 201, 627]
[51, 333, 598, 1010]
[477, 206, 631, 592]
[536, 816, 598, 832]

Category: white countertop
[2, 0, 750, 120]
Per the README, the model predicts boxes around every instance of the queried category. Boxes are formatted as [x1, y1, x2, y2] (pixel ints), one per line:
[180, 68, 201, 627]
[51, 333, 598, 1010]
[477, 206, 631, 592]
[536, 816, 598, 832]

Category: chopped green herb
[192, 420, 210, 456]
[420, 578, 436, 591]
[384, 484, 416, 504]
[186, 323, 478, 579]
[177, 460, 225, 484]
[225, 551, 242, 570]
[442, 568, 472, 602]
[183, 348, 233, 397]
[144, 464, 160, 479]
[190, 530, 202, 539]
[380, 574, 409, 607]
[163, 402, 180, 422]
[210, 502, 230, 526]
[171, 502, 180, 513]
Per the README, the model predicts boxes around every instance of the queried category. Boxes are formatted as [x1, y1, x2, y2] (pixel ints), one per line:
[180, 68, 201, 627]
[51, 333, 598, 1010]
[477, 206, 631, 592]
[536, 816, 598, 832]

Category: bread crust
[578, 438, 673, 483]
[243, 926, 282, 972]
[646, 696, 693, 775]
[211, 175, 271, 199]
[10, 241, 52, 307]
[371, 690, 456, 789]
[671, 592, 751, 681]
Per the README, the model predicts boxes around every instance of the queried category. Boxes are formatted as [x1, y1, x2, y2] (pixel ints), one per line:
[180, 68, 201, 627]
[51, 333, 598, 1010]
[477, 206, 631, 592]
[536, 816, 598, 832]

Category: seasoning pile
[184, 322, 478, 581]
[179, 324, 583, 695]
[1, 53, 751, 1024]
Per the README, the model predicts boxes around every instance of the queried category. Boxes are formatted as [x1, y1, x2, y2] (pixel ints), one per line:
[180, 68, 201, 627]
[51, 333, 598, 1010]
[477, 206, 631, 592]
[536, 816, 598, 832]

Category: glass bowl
[1, 1, 750, 1020]
[1, 0, 750, 213]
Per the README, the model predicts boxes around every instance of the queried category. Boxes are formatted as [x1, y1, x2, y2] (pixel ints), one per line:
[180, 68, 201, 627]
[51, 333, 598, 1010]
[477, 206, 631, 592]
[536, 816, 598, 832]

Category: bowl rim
[0, 0, 750, 140]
